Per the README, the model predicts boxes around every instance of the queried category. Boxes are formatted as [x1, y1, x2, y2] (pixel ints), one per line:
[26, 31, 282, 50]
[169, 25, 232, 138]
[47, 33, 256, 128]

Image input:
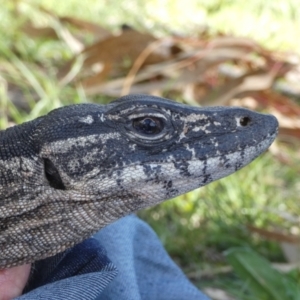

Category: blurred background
[1, 1, 300, 299]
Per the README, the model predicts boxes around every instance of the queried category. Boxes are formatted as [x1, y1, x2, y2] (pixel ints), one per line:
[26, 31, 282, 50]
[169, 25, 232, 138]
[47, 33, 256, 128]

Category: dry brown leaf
[248, 226, 300, 262]
[59, 29, 177, 83]
[207, 36, 264, 53]
[83, 76, 173, 96]
[200, 70, 276, 106]
[22, 23, 59, 40]
[254, 91, 300, 117]
[247, 225, 300, 244]
[79, 63, 112, 90]
[279, 127, 300, 140]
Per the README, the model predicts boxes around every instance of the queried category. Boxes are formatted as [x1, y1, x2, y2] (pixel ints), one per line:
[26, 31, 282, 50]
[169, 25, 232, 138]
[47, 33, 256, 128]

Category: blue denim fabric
[18, 239, 117, 300]
[18, 215, 210, 300]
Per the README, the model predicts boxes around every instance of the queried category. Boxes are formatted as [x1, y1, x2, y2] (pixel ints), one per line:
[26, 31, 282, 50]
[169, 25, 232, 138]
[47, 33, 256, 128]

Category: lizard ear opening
[44, 158, 66, 190]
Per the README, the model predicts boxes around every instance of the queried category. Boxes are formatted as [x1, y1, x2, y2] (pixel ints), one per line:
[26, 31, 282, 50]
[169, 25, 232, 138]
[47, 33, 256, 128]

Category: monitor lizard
[0, 94, 278, 269]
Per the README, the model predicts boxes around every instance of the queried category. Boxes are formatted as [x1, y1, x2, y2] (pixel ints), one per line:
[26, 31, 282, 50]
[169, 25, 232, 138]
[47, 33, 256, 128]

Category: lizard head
[0, 94, 278, 267]
[34, 94, 278, 223]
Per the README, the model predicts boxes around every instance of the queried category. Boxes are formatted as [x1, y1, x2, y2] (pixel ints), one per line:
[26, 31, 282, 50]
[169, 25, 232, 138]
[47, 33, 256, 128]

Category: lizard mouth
[129, 132, 278, 204]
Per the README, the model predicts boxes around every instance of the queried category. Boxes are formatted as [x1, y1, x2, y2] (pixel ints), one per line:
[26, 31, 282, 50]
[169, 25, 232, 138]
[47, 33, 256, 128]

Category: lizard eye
[124, 110, 172, 145]
[132, 117, 164, 135]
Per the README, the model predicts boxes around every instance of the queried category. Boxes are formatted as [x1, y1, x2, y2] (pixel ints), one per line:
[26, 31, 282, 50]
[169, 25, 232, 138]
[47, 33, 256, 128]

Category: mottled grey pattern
[0, 94, 278, 268]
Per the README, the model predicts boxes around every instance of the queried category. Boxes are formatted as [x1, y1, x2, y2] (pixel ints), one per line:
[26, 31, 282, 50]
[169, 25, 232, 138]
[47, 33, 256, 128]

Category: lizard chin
[129, 131, 277, 209]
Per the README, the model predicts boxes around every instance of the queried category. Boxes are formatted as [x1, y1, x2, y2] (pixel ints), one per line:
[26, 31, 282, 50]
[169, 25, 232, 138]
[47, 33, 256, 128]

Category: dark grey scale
[172, 160, 191, 177]
[142, 164, 162, 177]
[165, 188, 180, 198]
[116, 179, 123, 187]
[202, 174, 212, 184]
[202, 158, 208, 175]
[221, 155, 232, 169]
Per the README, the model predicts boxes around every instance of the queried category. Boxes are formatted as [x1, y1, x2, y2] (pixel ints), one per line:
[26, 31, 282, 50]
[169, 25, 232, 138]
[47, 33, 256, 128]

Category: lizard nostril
[239, 116, 251, 127]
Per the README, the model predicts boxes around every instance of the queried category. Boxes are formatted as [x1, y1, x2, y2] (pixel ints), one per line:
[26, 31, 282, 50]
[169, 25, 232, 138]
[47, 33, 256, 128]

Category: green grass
[1, 1, 300, 298]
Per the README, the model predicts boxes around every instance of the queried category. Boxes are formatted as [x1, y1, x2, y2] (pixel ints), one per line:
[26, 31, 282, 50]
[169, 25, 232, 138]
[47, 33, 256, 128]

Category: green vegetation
[1, 1, 299, 298]
[225, 248, 300, 300]
[29, 0, 300, 51]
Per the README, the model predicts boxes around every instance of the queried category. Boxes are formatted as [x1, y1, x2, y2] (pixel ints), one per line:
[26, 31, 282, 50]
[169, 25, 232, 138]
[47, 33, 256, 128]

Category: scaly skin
[0, 94, 278, 268]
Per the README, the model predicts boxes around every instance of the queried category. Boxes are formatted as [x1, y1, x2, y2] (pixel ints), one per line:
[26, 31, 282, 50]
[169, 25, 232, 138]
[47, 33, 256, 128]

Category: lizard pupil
[239, 116, 251, 126]
[133, 117, 163, 135]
